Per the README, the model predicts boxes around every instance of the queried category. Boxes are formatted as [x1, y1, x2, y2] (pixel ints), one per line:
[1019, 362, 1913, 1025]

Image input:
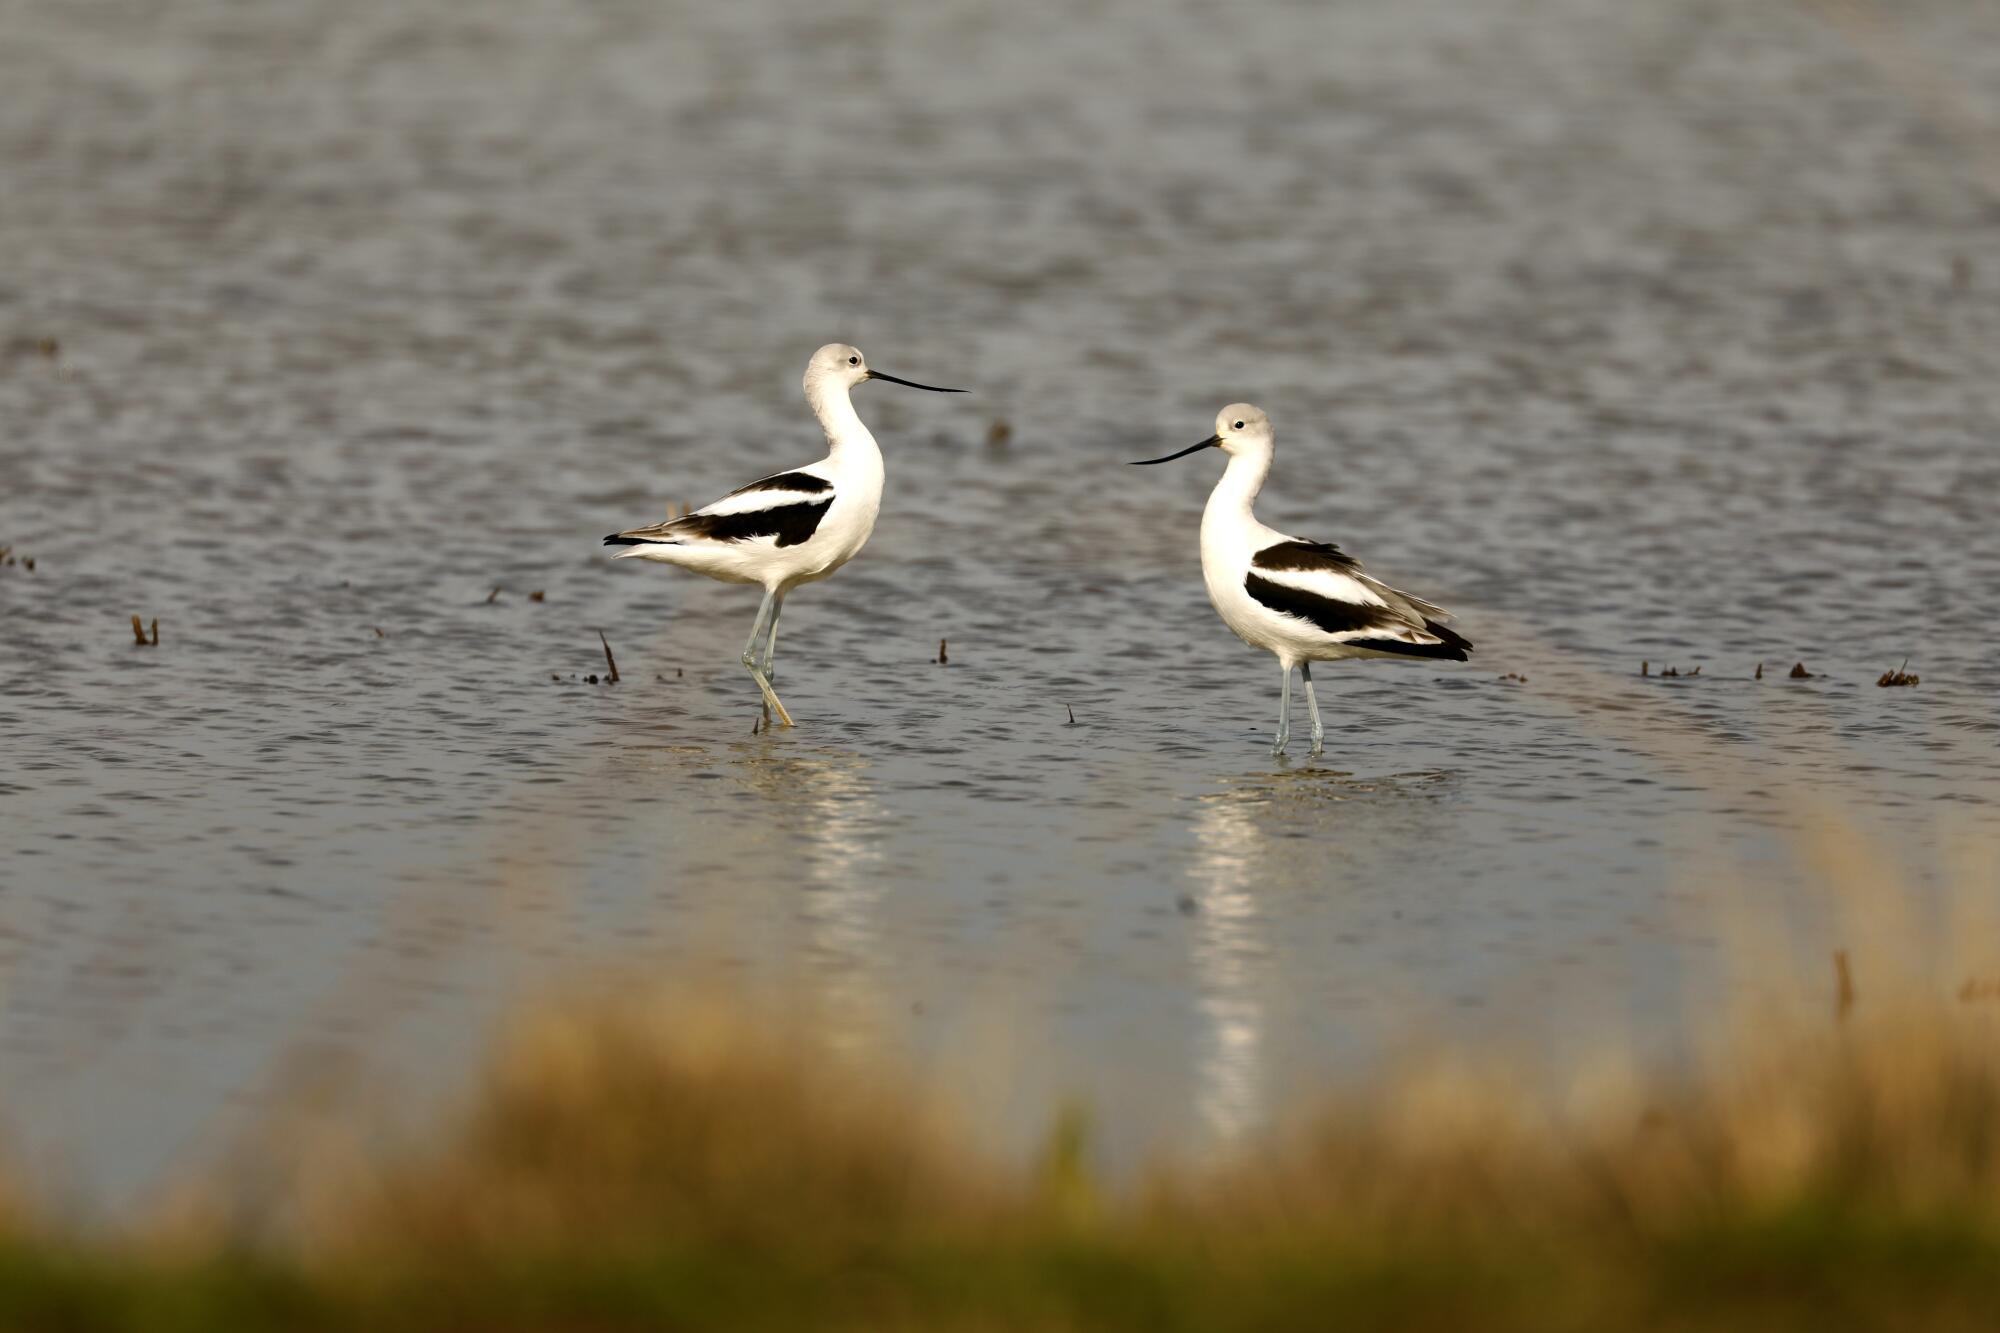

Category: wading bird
[605, 343, 962, 726]
[1131, 404, 1471, 756]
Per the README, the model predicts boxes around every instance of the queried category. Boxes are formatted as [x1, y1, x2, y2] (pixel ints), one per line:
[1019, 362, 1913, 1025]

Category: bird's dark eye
[848, 356, 859, 365]
[1233, 420, 1245, 430]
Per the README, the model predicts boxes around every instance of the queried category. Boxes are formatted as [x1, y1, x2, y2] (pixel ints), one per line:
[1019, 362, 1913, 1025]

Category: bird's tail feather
[1347, 619, 1472, 661]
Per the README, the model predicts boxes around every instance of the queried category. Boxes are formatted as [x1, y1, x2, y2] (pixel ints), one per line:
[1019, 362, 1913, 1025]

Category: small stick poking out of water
[936, 639, 948, 666]
[486, 586, 502, 604]
[131, 615, 148, 646]
[1755, 662, 1763, 680]
[598, 631, 620, 683]
[149, 619, 159, 645]
[1789, 661, 1813, 679]
[1640, 661, 1649, 677]
[529, 590, 546, 603]
[1834, 949, 1856, 1020]
[1066, 704, 1076, 725]
[1877, 659, 1919, 687]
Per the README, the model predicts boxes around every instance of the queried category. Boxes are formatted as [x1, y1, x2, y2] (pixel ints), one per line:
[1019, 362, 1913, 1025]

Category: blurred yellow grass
[1, 818, 1997, 1330]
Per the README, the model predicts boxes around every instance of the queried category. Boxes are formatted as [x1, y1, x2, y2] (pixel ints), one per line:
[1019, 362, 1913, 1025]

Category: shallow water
[3, 0, 1999, 1207]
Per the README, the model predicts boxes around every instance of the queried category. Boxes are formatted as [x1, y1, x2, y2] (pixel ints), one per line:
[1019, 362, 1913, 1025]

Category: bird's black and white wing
[604, 470, 836, 551]
[1246, 539, 1471, 660]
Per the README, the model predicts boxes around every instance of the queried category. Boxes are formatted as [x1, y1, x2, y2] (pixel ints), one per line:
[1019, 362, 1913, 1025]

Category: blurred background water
[1, 0, 1996, 1211]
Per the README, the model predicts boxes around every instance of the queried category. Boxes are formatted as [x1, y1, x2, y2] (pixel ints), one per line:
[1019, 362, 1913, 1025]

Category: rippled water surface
[4, 0, 1999, 1206]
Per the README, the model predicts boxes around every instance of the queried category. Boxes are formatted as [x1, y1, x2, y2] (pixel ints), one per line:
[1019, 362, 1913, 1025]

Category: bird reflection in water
[1187, 792, 1272, 1149]
[736, 749, 891, 1053]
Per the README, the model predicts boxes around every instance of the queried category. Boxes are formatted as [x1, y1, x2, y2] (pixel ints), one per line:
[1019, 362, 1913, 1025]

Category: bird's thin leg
[1272, 661, 1293, 756]
[741, 590, 795, 728]
[759, 592, 786, 681]
[1302, 661, 1325, 757]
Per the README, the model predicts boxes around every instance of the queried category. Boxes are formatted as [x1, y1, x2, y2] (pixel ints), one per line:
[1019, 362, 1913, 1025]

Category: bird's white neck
[1202, 445, 1272, 538]
[807, 379, 882, 472]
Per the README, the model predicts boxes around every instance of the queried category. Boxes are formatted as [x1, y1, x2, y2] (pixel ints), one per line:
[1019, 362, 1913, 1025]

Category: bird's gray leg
[1302, 661, 1325, 757]
[759, 591, 786, 681]
[1272, 661, 1293, 756]
[742, 590, 795, 727]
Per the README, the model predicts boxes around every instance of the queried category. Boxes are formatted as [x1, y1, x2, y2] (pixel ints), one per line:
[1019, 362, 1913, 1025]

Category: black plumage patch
[703, 498, 834, 546]
[1245, 573, 1399, 636]
[1344, 620, 1472, 661]
[608, 498, 834, 549]
[729, 471, 832, 496]
[1252, 540, 1360, 573]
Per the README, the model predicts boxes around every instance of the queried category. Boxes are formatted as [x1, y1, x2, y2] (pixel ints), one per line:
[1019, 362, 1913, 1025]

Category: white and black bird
[604, 343, 962, 726]
[1132, 403, 1471, 756]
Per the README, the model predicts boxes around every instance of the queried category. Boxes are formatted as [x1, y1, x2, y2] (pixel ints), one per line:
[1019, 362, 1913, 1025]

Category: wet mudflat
[2, 0, 1997, 1207]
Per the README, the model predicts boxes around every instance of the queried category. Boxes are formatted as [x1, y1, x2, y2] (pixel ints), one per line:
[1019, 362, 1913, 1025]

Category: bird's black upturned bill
[866, 369, 965, 393]
[1129, 435, 1221, 465]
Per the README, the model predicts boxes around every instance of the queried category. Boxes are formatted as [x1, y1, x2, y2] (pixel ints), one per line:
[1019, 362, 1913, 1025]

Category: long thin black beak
[865, 369, 965, 393]
[1129, 435, 1221, 465]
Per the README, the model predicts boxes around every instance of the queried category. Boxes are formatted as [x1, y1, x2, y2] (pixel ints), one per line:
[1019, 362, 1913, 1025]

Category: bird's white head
[1213, 403, 1273, 458]
[806, 343, 873, 395]
[1129, 402, 1275, 468]
[803, 343, 964, 399]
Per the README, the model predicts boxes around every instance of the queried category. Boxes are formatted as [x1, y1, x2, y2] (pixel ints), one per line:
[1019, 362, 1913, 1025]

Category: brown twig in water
[598, 631, 620, 683]
[486, 586, 502, 604]
[1790, 662, 1814, 679]
[1877, 659, 1919, 687]
[1755, 662, 1763, 680]
[1066, 704, 1076, 725]
[936, 639, 949, 666]
[131, 615, 148, 646]
[150, 619, 159, 646]
[1835, 949, 1857, 1020]
[529, 590, 546, 602]
[1640, 661, 1648, 677]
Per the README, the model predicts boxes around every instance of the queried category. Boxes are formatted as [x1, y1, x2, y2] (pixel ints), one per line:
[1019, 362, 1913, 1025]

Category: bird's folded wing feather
[607, 470, 835, 546]
[1251, 537, 1452, 637]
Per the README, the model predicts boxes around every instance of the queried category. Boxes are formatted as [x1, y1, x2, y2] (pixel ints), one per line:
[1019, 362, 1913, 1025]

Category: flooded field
[2, 0, 1998, 1209]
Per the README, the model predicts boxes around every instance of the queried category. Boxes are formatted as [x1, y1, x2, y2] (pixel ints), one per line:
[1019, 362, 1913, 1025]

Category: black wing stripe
[679, 498, 834, 547]
[1245, 572, 1400, 636]
[728, 471, 833, 497]
[1343, 621, 1472, 661]
[1252, 540, 1361, 573]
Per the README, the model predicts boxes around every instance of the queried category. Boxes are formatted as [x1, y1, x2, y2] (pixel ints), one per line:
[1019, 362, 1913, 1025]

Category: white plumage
[604, 343, 962, 726]
[1133, 403, 1471, 756]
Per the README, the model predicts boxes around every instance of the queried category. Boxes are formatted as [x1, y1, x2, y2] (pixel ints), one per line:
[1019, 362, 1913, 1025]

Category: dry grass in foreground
[3, 829, 2000, 1331]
